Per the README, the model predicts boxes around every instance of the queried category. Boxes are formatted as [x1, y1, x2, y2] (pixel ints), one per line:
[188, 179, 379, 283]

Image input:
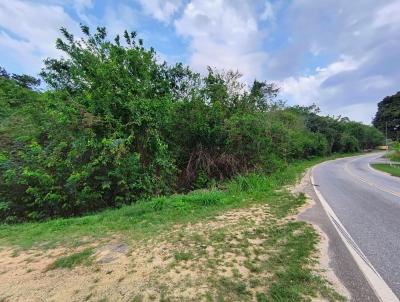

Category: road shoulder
[296, 168, 379, 302]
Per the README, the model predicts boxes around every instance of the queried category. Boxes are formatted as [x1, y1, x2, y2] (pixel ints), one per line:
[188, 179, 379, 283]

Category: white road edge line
[367, 160, 400, 182]
[311, 165, 399, 302]
[344, 157, 400, 198]
[368, 162, 393, 178]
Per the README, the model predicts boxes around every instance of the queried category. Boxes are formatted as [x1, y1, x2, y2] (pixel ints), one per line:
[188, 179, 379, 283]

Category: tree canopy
[0, 26, 384, 223]
[373, 91, 400, 141]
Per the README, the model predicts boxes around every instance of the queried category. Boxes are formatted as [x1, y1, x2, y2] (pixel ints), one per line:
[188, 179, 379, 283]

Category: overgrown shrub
[0, 26, 384, 222]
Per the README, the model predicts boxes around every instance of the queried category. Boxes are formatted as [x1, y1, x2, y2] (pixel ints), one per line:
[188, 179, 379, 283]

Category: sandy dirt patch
[0, 205, 273, 301]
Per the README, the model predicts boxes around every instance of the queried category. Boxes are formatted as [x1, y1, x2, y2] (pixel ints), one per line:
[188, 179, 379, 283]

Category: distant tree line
[0, 26, 384, 223]
[0, 66, 41, 90]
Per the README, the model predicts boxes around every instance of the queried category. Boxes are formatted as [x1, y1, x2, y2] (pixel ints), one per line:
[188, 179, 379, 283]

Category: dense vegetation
[373, 91, 400, 141]
[0, 26, 384, 223]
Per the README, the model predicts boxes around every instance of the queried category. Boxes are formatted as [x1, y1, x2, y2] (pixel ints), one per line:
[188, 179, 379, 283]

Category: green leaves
[373, 91, 400, 141]
[0, 26, 385, 223]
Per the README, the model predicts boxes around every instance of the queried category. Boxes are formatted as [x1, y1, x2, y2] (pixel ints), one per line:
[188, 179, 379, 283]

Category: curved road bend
[313, 153, 400, 299]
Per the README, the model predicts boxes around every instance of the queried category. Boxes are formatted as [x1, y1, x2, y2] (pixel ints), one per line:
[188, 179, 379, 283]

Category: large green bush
[0, 26, 384, 223]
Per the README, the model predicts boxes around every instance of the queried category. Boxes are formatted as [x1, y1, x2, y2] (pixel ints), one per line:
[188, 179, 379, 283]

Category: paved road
[313, 153, 400, 299]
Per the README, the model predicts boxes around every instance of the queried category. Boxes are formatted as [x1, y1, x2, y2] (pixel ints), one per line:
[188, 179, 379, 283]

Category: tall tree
[0, 66, 10, 79]
[11, 74, 41, 90]
[373, 92, 400, 141]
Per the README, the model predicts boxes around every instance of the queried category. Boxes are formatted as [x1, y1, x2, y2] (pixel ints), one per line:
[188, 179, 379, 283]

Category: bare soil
[0, 205, 274, 301]
[0, 171, 348, 301]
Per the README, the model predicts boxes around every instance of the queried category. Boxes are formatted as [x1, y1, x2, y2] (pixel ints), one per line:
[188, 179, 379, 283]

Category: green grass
[266, 222, 344, 301]
[0, 153, 359, 249]
[384, 151, 400, 162]
[176, 190, 345, 301]
[174, 251, 194, 261]
[0, 153, 357, 301]
[216, 277, 250, 300]
[47, 247, 94, 270]
[371, 163, 400, 177]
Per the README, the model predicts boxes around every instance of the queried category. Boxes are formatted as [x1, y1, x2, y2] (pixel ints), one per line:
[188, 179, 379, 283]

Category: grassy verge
[384, 152, 400, 162]
[371, 163, 400, 177]
[117, 190, 345, 301]
[0, 153, 359, 249]
[0, 154, 356, 301]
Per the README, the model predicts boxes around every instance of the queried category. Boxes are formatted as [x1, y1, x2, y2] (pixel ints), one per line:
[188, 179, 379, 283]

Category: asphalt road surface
[312, 153, 400, 300]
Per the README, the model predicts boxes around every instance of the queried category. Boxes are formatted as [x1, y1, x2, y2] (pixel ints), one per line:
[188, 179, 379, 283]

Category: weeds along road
[312, 152, 400, 300]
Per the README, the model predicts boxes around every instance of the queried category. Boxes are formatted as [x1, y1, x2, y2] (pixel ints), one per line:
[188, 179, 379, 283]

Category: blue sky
[1, 0, 400, 124]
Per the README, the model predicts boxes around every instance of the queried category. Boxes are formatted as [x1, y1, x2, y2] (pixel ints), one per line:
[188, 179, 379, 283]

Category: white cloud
[0, 0, 80, 74]
[0, 0, 137, 74]
[174, 0, 268, 82]
[260, 1, 274, 21]
[0, 0, 398, 125]
[103, 4, 138, 37]
[329, 102, 378, 124]
[0, 31, 40, 71]
[138, 0, 182, 23]
[372, 1, 400, 29]
[72, 0, 93, 11]
[270, 0, 400, 124]
[280, 47, 399, 124]
[71, 0, 93, 23]
[310, 42, 322, 56]
[280, 56, 361, 106]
